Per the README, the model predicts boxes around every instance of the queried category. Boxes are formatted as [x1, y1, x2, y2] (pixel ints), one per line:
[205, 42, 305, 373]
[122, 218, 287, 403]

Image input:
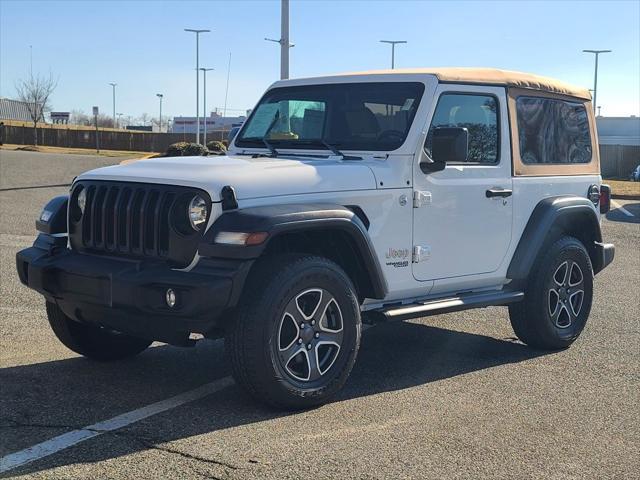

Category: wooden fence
[0, 122, 229, 153]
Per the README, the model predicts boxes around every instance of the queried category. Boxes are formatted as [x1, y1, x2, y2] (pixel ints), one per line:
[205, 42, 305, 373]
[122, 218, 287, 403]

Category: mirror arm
[419, 150, 446, 173]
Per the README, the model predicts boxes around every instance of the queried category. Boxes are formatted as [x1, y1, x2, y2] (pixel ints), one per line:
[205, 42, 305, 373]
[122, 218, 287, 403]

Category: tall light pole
[156, 94, 163, 132]
[185, 28, 210, 144]
[108, 82, 117, 128]
[583, 49, 612, 113]
[223, 52, 231, 119]
[199, 68, 213, 144]
[265, 0, 294, 79]
[380, 40, 407, 69]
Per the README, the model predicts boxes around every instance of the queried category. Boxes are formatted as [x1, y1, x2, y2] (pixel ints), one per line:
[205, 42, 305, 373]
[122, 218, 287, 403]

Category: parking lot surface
[1, 150, 638, 479]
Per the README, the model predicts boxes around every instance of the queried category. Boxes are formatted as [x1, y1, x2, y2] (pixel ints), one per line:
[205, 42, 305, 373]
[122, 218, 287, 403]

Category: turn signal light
[214, 231, 268, 246]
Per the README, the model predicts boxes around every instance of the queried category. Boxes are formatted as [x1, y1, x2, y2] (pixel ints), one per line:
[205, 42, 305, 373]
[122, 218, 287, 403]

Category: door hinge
[412, 245, 431, 263]
[413, 191, 432, 208]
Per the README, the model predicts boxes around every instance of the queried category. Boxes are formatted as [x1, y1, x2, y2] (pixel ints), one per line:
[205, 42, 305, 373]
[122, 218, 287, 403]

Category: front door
[412, 84, 513, 283]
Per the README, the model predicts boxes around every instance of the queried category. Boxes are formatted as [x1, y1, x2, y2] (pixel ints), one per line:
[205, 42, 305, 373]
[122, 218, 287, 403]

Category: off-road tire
[227, 254, 361, 410]
[509, 236, 594, 350]
[46, 302, 152, 361]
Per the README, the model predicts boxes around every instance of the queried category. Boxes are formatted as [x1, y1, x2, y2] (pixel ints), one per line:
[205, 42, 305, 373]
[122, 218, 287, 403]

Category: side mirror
[420, 127, 469, 173]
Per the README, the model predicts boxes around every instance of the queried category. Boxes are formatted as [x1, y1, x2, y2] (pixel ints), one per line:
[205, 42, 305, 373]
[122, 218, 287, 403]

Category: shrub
[206, 140, 227, 155]
[165, 142, 208, 157]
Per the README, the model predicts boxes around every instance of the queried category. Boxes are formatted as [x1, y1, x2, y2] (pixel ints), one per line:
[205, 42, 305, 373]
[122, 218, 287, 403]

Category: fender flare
[199, 203, 388, 298]
[507, 196, 603, 282]
[36, 195, 68, 235]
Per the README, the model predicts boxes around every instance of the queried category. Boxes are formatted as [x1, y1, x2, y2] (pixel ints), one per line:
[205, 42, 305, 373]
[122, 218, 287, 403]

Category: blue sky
[1, 0, 638, 121]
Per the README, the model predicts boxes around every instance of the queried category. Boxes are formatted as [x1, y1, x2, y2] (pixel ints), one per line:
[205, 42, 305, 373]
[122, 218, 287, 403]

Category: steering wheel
[377, 130, 405, 142]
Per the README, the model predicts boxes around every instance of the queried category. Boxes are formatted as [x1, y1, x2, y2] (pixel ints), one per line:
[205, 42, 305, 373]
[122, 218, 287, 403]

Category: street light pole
[156, 94, 163, 132]
[199, 68, 213, 144]
[116, 112, 123, 129]
[380, 40, 407, 69]
[185, 28, 211, 144]
[265, 0, 294, 79]
[583, 49, 612, 113]
[108, 83, 117, 127]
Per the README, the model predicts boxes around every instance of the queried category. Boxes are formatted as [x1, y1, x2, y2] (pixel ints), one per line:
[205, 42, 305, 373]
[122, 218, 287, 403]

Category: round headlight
[77, 188, 87, 215]
[188, 195, 208, 230]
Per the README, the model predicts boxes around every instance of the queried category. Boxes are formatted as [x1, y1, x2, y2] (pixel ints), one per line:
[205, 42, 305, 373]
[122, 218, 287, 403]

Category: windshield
[235, 82, 425, 152]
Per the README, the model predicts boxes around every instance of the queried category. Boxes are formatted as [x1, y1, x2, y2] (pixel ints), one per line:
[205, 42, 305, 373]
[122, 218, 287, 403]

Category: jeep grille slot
[70, 181, 210, 267]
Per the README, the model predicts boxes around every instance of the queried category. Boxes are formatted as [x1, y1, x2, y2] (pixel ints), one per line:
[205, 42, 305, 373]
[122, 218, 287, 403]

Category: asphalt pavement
[0, 150, 638, 479]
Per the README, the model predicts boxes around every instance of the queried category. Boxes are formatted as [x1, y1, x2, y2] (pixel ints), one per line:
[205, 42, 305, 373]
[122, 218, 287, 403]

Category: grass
[1, 144, 156, 158]
[606, 179, 640, 198]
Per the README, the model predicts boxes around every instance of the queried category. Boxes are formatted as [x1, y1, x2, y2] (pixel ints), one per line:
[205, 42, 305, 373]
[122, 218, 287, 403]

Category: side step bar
[365, 290, 524, 323]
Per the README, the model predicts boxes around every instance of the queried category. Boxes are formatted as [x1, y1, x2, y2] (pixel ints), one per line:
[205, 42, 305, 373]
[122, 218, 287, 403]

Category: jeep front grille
[69, 181, 211, 266]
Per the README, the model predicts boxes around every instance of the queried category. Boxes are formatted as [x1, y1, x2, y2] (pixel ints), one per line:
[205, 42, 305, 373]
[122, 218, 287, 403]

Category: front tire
[46, 302, 152, 361]
[509, 236, 594, 350]
[228, 255, 361, 410]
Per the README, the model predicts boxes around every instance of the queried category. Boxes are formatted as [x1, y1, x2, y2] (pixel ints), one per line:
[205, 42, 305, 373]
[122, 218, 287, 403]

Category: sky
[1, 0, 639, 122]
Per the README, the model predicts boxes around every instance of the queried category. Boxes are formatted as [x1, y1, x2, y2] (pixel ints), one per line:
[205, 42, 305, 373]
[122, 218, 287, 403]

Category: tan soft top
[330, 67, 591, 100]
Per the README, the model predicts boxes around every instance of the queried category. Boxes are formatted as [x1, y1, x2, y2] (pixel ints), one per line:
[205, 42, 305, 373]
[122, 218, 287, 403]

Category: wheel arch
[199, 203, 388, 301]
[507, 196, 604, 285]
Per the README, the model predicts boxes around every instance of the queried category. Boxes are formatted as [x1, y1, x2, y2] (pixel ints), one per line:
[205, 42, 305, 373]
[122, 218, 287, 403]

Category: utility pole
[156, 94, 163, 132]
[380, 40, 407, 69]
[185, 28, 211, 144]
[108, 83, 117, 128]
[223, 52, 231, 119]
[265, 0, 294, 79]
[583, 49, 612, 113]
[199, 68, 213, 144]
[116, 112, 123, 129]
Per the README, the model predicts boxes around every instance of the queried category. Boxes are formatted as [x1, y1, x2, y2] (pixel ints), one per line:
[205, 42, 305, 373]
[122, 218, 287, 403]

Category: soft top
[324, 67, 591, 101]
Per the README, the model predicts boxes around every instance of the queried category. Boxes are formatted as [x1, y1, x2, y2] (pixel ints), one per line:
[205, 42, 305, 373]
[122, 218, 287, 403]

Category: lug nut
[298, 338, 303, 344]
[300, 323, 305, 329]
[311, 320, 316, 326]
[314, 332, 320, 338]
[306, 344, 312, 350]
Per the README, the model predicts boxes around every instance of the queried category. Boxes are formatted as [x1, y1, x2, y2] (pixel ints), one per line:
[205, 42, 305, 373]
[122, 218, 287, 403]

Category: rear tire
[509, 236, 593, 350]
[227, 254, 361, 410]
[46, 302, 152, 361]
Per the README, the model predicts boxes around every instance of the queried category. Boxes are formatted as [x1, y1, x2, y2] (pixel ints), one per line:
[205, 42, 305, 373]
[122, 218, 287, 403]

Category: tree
[15, 72, 58, 146]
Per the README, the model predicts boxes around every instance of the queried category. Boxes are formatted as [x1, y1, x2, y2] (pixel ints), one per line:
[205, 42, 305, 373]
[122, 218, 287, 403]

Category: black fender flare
[36, 195, 68, 235]
[507, 196, 604, 282]
[198, 203, 387, 299]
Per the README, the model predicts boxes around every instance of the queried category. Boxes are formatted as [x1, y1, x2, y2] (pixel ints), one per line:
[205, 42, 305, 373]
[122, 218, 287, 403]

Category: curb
[612, 194, 640, 201]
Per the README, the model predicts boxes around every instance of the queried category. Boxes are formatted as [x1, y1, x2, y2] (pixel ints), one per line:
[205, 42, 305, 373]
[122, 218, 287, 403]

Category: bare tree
[138, 113, 151, 126]
[15, 72, 58, 146]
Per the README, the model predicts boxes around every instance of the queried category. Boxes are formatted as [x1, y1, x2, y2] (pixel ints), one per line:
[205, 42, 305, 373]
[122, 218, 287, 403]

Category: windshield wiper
[320, 140, 362, 160]
[321, 140, 343, 157]
[260, 111, 281, 157]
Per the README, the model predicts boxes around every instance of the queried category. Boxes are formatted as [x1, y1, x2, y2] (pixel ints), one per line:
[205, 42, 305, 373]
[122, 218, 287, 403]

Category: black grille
[70, 181, 210, 266]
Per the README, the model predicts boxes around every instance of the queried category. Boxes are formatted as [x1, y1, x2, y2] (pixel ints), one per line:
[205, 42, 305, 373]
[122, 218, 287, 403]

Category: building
[171, 111, 247, 135]
[596, 116, 640, 146]
[596, 116, 640, 178]
[0, 97, 43, 122]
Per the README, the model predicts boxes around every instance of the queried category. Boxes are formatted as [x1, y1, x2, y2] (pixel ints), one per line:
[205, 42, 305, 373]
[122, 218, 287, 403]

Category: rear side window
[516, 97, 592, 164]
[425, 93, 499, 164]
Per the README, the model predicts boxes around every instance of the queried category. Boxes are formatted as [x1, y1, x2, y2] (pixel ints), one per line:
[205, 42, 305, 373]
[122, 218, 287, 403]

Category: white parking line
[0, 376, 234, 474]
[611, 200, 635, 217]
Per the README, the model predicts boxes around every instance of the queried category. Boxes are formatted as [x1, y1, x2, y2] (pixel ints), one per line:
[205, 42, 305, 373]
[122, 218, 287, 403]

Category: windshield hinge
[413, 191, 432, 208]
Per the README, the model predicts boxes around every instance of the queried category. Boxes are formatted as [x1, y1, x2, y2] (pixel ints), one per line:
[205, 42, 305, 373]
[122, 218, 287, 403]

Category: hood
[77, 154, 378, 202]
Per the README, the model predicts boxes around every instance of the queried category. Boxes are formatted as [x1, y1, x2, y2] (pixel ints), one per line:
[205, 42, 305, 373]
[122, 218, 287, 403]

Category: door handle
[486, 188, 513, 198]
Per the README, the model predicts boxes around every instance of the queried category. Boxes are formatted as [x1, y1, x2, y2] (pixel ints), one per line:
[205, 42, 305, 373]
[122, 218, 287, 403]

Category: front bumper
[16, 234, 252, 345]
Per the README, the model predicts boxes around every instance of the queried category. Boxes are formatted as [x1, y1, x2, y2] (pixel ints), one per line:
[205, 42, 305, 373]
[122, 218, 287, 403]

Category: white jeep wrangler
[17, 68, 615, 409]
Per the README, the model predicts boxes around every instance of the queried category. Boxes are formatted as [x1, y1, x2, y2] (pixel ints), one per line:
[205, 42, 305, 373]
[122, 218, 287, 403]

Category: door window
[424, 93, 499, 164]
